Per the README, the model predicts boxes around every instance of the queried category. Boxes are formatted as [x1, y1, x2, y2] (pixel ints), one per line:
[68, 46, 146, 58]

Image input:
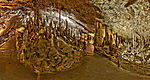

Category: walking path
[0, 38, 150, 80]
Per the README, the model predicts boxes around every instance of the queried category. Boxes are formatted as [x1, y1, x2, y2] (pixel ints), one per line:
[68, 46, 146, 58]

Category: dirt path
[1, 54, 150, 80]
[0, 38, 150, 80]
[39, 55, 150, 80]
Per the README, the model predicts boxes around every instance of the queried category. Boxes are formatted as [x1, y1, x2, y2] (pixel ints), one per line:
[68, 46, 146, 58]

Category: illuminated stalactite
[1, 0, 150, 78]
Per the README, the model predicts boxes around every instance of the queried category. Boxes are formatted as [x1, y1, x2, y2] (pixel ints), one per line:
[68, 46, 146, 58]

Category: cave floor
[0, 37, 150, 80]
